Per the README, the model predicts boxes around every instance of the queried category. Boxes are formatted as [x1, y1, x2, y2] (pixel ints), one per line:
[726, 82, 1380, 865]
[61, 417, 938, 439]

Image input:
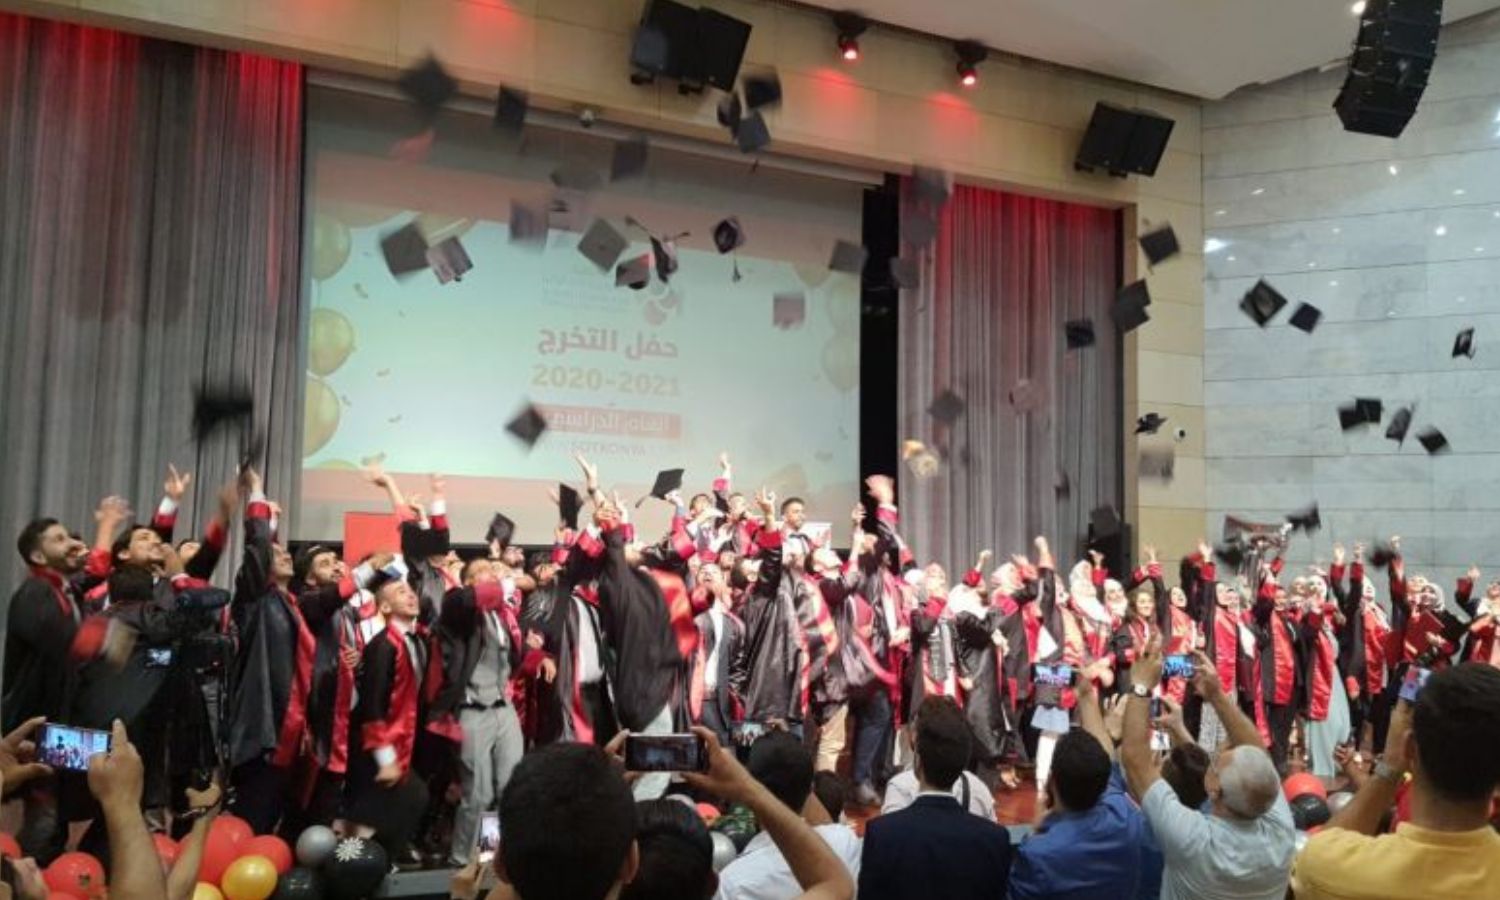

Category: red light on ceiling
[959, 69, 977, 87]
[833, 11, 868, 65]
[840, 39, 860, 61]
[955, 40, 987, 89]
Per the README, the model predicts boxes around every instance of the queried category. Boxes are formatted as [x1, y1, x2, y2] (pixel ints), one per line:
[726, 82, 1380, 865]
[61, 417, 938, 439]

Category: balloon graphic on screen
[304, 377, 341, 457]
[313, 459, 359, 470]
[794, 261, 832, 290]
[824, 275, 860, 330]
[414, 213, 475, 244]
[820, 334, 859, 392]
[308, 308, 356, 376]
[310, 214, 351, 281]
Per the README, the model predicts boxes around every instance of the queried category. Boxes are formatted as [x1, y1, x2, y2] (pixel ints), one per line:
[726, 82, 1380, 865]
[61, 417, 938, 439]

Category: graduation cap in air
[380, 222, 430, 277]
[1240, 279, 1289, 327]
[191, 380, 254, 445]
[735, 111, 771, 154]
[1009, 378, 1043, 412]
[578, 219, 628, 272]
[610, 135, 650, 181]
[912, 166, 953, 208]
[773, 291, 806, 329]
[1138, 224, 1180, 266]
[1135, 412, 1168, 435]
[1285, 503, 1321, 534]
[1338, 402, 1365, 431]
[1453, 327, 1476, 359]
[1140, 447, 1176, 481]
[637, 468, 685, 507]
[551, 161, 604, 194]
[397, 54, 457, 121]
[1356, 397, 1383, 424]
[906, 210, 939, 247]
[1288, 303, 1323, 334]
[1065, 319, 1097, 350]
[426, 237, 472, 284]
[494, 86, 529, 133]
[889, 257, 920, 290]
[616, 254, 652, 290]
[1214, 539, 1247, 569]
[1417, 426, 1449, 455]
[742, 71, 783, 110]
[1113, 280, 1152, 333]
[828, 240, 867, 275]
[713, 217, 745, 254]
[927, 389, 966, 425]
[485, 512, 517, 549]
[1090, 505, 1121, 538]
[651, 235, 681, 282]
[509, 201, 548, 251]
[716, 93, 743, 133]
[505, 403, 549, 449]
[1055, 469, 1072, 498]
[1369, 540, 1396, 568]
[1386, 405, 1413, 446]
[558, 484, 583, 531]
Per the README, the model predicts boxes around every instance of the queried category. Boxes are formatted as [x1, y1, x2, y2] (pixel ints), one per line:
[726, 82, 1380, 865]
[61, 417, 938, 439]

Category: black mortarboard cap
[510, 201, 548, 250]
[494, 86, 529, 133]
[1356, 397, 1383, 424]
[828, 239, 867, 274]
[1385, 406, 1413, 445]
[1453, 327, 1476, 359]
[1140, 447, 1176, 481]
[906, 211, 938, 247]
[615, 254, 652, 289]
[1417, 426, 1449, 455]
[1289, 303, 1323, 333]
[927, 389, 965, 425]
[1090, 505, 1121, 538]
[558, 484, 583, 531]
[1113, 280, 1152, 333]
[426, 236, 473, 284]
[610, 135, 650, 181]
[1338, 402, 1364, 431]
[649, 468, 685, 499]
[651, 236, 679, 281]
[912, 166, 952, 207]
[1138, 224, 1180, 266]
[380, 222, 430, 277]
[578, 219, 628, 272]
[1369, 540, 1396, 568]
[551, 161, 604, 194]
[772, 291, 806, 329]
[735, 111, 771, 153]
[1065, 319, 1096, 349]
[505, 403, 548, 449]
[742, 72, 782, 110]
[397, 54, 457, 121]
[716, 93, 743, 132]
[486, 512, 516, 548]
[1135, 412, 1168, 435]
[1286, 503, 1321, 534]
[1214, 540, 1247, 569]
[1239, 279, 1288, 327]
[889, 257, 920, 290]
[713, 217, 745, 254]
[1055, 469, 1071, 498]
[192, 380, 254, 444]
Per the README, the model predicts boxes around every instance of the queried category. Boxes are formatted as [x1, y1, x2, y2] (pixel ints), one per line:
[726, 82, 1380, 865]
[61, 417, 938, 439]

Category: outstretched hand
[163, 464, 193, 502]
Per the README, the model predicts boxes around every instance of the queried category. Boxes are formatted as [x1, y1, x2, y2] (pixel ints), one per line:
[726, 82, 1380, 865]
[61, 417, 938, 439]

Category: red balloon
[43, 852, 105, 899]
[199, 825, 242, 886]
[0, 832, 21, 859]
[153, 833, 181, 868]
[240, 835, 293, 874]
[47, 894, 85, 900]
[1283, 772, 1327, 802]
[214, 816, 254, 848]
[1307, 825, 1325, 835]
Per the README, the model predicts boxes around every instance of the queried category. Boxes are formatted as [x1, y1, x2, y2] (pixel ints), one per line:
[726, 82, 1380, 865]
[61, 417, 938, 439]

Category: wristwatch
[1130, 683, 1152, 699]
[1373, 760, 1406, 783]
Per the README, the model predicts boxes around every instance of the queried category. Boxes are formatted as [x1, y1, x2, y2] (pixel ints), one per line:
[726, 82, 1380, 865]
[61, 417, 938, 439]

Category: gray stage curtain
[896, 182, 1121, 572]
[0, 13, 304, 603]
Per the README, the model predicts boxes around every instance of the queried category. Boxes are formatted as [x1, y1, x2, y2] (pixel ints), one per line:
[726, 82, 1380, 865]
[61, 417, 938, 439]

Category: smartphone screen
[474, 811, 500, 865]
[1163, 654, 1196, 679]
[1033, 664, 1076, 688]
[623, 734, 709, 772]
[1149, 697, 1164, 718]
[37, 723, 113, 772]
[145, 647, 173, 669]
[1399, 667, 1431, 703]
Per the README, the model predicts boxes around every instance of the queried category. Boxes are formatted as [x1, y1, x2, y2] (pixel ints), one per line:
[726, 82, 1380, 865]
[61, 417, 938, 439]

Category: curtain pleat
[0, 13, 304, 600]
[897, 182, 1121, 571]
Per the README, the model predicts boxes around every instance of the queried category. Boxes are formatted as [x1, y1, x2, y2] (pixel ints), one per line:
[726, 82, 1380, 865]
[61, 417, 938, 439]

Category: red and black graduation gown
[591, 527, 682, 731]
[689, 604, 748, 732]
[1300, 602, 1338, 722]
[2, 565, 84, 733]
[953, 598, 1021, 764]
[739, 529, 810, 727]
[1454, 577, 1500, 669]
[908, 592, 959, 720]
[296, 572, 373, 778]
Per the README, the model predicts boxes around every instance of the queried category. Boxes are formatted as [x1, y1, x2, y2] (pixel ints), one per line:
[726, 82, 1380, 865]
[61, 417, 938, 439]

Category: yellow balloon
[820, 335, 859, 392]
[311, 213, 351, 281]
[414, 212, 476, 244]
[192, 883, 224, 900]
[823, 275, 860, 330]
[308, 308, 356, 377]
[221, 855, 278, 900]
[303, 376, 341, 458]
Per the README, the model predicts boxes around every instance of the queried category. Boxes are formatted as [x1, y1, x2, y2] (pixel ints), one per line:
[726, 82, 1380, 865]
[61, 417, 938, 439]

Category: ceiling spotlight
[955, 40, 987, 88]
[833, 11, 868, 63]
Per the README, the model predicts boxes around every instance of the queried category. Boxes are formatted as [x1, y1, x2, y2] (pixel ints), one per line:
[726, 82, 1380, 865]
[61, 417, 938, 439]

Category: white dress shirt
[715, 823, 862, 900]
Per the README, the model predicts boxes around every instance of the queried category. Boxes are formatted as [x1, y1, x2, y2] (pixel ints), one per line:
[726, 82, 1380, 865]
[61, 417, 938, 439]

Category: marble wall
[1202, 10, 1500, 589]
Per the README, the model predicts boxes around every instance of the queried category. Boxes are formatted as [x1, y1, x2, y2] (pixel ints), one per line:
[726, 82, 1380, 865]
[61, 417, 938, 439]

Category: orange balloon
[303, 376, 341, 457]
[308, 308, 356, 377]
[221, 856, 277, 900]
[310, 214, 351, 281]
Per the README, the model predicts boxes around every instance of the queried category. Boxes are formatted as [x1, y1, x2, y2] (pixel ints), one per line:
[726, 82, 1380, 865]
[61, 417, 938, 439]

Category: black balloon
[272, 867, 323, 900]
[324, 838, 388, 900]
[1290, 792, 1331, 830]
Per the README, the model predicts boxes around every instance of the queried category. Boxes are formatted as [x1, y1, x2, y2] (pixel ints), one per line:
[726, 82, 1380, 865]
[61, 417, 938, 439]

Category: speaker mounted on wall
[1333, 0, 1443, 138]
[1074, 102, 1175, 178]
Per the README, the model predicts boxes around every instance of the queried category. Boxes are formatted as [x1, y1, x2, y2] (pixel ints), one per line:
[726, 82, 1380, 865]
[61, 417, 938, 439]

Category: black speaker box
[1074, 103, 1175, 177]
[1334, 0, 1442, 138]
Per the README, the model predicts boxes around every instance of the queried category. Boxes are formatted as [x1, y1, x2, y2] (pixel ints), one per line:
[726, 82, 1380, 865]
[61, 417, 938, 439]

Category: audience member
[1291, 663, 1500, 899]
[810, 772, 848, 824]
[880, 765, 996, 821]
[857, 697, 1012, 900]
[623, 799, 716, 900]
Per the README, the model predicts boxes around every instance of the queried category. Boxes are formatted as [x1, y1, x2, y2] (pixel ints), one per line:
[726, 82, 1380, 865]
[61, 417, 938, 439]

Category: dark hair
[689, 493, 711, 508]
[108, 566, 156, 606]
[747, 731, 814, 815]
[294, 544, 335, 585]
[621, 800, 713, 900]
[500, 743, 636, 900]
[16, 518, 60, 564]
[1412, 663, 1500, 803]
[914, 697, 971, 789]
[1049, 731, 1111, 811]
[779, 497, 805, 514]
[111, 524, 153, 563]
[812, 771, 847, 821]
[1162, 743, 1211, 811]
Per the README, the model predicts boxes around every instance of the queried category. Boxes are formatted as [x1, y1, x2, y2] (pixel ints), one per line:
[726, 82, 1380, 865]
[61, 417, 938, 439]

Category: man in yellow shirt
[1292, 663, 1500, 899]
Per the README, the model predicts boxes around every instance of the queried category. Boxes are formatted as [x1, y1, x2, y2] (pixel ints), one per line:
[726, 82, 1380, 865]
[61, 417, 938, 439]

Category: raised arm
[1191, 648, 1263, 750]
[364, 461, 408, 516]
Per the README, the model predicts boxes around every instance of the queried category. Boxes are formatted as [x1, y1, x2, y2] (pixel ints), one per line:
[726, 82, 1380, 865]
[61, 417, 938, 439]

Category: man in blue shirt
[1009, 667, 1154, 900]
